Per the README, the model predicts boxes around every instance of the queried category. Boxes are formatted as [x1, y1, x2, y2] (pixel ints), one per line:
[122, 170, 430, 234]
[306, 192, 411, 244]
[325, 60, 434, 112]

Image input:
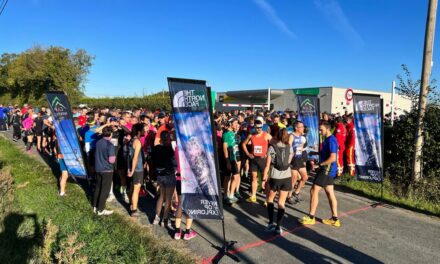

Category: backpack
[272, 143, 291, 171]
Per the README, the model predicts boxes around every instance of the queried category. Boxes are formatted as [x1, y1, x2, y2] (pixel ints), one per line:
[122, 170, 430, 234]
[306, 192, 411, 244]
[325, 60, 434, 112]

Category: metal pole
[413, 0, 438, 182]
[391, 81, 396, 126]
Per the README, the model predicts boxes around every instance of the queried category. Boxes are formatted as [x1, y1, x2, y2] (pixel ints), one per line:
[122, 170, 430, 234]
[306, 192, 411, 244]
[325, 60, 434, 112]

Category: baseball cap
[158, 112, 166, 119]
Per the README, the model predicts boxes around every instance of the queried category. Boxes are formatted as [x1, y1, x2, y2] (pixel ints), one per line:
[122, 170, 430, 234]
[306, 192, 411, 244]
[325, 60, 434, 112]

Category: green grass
[0, 136, 196, 264]
[337, 174, 440, 216]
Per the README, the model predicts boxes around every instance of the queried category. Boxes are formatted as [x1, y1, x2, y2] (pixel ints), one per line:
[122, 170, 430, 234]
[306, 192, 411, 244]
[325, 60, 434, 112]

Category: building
[216, 86, 412, 116]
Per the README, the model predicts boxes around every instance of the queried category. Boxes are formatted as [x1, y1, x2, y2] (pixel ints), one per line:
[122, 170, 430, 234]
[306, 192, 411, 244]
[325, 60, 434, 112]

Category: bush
[76, 93, 171, 111]
[384, 106, 440, 203]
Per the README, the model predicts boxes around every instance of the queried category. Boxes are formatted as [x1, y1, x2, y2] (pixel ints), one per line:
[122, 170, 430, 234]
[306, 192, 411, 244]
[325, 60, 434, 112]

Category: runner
[127, 123, 145, 217]
[287, 121, 308, 204]
[11, 109, 22, 141]
[300, 121, 340, 227]
[265, 128, 292, 234]
[242, 120, 272, 203]
[154, 112, 168, 146]
[152, 130, 176, 226]
[22, 107, 35, 152]
[93, 126, 116, 216]
[222, 118, 241, 204]
[34, 110, 45, 152]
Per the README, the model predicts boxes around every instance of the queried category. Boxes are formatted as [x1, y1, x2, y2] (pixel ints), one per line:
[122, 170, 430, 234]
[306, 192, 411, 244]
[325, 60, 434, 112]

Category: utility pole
[413, 0, 438, 182]
[391, 81, 396, 126]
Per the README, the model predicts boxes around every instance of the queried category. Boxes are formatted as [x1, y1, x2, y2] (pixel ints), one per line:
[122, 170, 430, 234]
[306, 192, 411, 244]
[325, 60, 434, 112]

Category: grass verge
[337, 174, 440, 217]
[0, 136, 197, 264]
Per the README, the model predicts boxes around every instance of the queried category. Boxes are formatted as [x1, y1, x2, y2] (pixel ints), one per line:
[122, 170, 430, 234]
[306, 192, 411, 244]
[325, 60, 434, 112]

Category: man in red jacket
[334, 116, 346, 176]
[345, 114, 355, 176]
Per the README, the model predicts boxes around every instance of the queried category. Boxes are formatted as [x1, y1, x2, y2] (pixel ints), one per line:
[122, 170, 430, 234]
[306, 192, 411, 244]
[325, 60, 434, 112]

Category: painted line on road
[200, 204, 380, 264]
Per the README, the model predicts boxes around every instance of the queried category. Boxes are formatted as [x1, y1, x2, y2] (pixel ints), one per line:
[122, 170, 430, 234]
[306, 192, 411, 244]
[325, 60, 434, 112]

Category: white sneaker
[152, 214, 160, 225]
[97, 209, 114, 216]
[123, 193, 130, 204]
[93, 207, 97, 214]
[106, 194, 115, 202]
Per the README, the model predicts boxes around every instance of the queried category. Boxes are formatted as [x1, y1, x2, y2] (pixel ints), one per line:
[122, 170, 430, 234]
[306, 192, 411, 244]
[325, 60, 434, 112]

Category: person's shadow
[0, 213, 42, 264]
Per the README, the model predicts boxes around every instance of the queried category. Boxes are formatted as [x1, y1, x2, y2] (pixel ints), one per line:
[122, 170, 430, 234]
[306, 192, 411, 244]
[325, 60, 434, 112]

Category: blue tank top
[292, 134, 305, 158]
[129, 138, 144, 172]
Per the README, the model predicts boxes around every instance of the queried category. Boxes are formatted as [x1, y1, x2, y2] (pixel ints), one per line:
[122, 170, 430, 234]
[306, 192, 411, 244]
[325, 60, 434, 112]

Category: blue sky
[0, 0, 438, 97]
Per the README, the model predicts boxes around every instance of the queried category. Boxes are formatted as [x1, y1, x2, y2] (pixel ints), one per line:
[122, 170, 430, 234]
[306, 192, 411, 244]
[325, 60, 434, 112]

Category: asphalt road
[2, 129, 439, 264]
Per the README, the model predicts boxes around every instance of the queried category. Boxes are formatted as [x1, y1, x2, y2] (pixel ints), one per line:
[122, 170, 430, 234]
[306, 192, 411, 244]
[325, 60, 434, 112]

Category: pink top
[22, 116, 33, 130]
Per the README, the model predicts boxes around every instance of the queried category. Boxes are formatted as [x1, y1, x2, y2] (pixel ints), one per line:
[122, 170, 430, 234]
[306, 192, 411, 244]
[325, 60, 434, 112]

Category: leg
[155, 184, 165, 216]
[36, 135, 41, 151]
[324, 185, 338, 217]
[93, 172, 103, 209]
[309, 184, 321, 216]
[98, 172, 113, 211]
[131, 183, 141, 210]
[59, 170, 68, 195]
[276, 190, 289, 227]
[267, 189, 277, 224]
[295, 168, 309, 194]
[162, 186, 175, 220]
[288, 169, 299, 198]
[251, 171, 258, 197]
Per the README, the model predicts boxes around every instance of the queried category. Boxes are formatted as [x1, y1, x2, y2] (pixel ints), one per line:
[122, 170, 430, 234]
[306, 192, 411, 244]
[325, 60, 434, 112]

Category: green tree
[0, 46, 93, 104]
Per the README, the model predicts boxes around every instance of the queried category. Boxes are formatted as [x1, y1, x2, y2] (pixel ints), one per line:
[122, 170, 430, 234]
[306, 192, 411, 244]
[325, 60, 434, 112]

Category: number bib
[254, 145, 263, 155]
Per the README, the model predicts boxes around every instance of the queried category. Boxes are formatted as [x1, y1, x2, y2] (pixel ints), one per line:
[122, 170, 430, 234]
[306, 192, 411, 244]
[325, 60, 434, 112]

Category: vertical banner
[353, 94, 383, 182]
[168, 78, 223, 220]
[46, 92, 87, 178]
[297, 95, 320, 157]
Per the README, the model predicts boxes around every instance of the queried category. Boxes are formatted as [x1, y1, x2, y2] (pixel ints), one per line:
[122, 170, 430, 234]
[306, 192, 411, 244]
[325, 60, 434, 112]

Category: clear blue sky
[0, 0, 438, 97]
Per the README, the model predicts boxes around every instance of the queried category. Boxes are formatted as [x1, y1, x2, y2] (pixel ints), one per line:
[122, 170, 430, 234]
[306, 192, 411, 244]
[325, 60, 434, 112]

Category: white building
[217, 86, 412, 116]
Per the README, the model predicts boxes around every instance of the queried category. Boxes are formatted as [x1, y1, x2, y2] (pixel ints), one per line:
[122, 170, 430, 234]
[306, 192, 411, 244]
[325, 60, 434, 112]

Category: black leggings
[93, 172, 113, 211]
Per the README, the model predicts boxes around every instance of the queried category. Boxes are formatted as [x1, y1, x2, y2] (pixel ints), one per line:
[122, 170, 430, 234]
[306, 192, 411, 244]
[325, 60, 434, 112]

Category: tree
[396, 64, 439, 111]
[0, 46, 93, 104]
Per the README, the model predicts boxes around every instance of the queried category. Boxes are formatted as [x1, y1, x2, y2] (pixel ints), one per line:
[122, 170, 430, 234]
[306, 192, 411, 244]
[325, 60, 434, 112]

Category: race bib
[233, 145, 239, 153]
[295, 147, 303, 156]
[254, 145, 263, 154]
[85, 142, 90, 153]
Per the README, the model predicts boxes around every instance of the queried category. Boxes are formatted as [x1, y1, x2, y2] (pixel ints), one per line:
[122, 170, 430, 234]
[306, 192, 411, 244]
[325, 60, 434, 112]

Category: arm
[108, 142, 116, 164]
[320, 153, 336, 166]
[241, 134, 254, 159]
[95, 123, 111, 134]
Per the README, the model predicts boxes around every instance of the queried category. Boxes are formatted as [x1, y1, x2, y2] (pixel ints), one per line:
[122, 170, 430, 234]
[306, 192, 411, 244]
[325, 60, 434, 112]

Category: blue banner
[168, 78, 223, 220]
[353, 94, 383, 182]
[297, 95, 320, 158]
[46, 92, 87, 178]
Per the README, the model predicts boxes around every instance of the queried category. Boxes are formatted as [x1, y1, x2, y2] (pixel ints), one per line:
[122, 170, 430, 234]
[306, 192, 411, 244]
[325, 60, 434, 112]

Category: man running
[242, 120, 272, 203]
[300, 121, 340, 227]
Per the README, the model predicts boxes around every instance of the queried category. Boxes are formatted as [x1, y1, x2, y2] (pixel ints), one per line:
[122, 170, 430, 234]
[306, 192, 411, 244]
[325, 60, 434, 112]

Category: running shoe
[263, 201, 267, 207]
[293, 193, 301, 203]
[275, 226, 284, 235]
[123, 193, 130, 204]
[228, 196, 239, 204]
[286, 196, 295, 205]
[246, 196, 257, 203]
[234, 192, 243, 199]
[265, 223, 276, 232]
[152, 214, 160, 225]
[93, 207, 97, 214]
[106, 194, 115, 202]
[322, 218, 341, 227]
[131, 209, 140, 218]
[97, 210, 114, 216]
[174, 229, 182, 240]
[299, 215, 316, 225]
[183, 230, 197, 241]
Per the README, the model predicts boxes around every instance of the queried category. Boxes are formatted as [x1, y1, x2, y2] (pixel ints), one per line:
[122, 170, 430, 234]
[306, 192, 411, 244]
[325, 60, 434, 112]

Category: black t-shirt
[151, 144, 174, 170]
[35, 116, 44, 131]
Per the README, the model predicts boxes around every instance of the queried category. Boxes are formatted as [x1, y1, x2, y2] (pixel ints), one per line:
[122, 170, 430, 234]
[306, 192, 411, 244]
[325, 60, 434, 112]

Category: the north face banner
[353, 94, 383, 182]
[46, 91, 87, 178]
[168, 78, 223, 220]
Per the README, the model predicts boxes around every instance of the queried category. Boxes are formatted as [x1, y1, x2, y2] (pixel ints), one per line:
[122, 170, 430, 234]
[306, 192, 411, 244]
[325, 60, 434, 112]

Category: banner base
[211, 240, 239, 264]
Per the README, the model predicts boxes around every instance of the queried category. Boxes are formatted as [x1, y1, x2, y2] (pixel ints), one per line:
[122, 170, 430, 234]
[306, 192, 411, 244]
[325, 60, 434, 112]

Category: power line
[0, 0, 9, 17]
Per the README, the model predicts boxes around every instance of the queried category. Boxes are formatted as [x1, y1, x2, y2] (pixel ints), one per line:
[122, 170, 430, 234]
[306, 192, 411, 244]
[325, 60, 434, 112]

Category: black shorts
[132, 171, 144, 185]
[176, 179, 182, 196]
[226, 160, 240, 175]
[313, 166, 335, 187]
[24, 130, 34, 137]
[269, 177, 292, 192]
[291, 157, 306, 170]
[35, 129, 43, 136]
[250, 157, 267, 172]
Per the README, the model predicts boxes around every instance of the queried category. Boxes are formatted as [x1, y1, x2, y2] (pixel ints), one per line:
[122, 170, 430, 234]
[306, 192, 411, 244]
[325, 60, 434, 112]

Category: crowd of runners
[0, 103, 357, 238]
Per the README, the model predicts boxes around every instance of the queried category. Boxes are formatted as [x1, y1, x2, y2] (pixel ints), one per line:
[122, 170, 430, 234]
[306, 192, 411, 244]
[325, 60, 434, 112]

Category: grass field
[337, 174, 440, 216]
[0, 136, 196, 264]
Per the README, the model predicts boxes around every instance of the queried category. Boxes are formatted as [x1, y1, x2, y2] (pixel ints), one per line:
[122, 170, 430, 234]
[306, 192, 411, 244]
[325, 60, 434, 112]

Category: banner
[168, 78, 223, 220]
[353, 94, 383, 182]
[46, 92, 87, 178]
[297, 95, 320, 158]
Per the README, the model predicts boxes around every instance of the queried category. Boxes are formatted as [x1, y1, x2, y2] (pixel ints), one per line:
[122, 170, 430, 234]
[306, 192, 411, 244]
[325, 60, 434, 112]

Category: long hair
[277, 128, 289, 145]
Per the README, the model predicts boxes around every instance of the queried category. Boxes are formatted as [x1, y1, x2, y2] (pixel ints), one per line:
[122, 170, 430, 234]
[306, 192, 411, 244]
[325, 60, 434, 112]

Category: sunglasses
[255, 126, 263, 129]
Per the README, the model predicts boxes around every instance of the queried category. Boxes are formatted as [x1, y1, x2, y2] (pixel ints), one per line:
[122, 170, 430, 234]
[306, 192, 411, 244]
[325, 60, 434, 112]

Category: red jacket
[334, 122, 347, 148]
[346, 121, 355, 147]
